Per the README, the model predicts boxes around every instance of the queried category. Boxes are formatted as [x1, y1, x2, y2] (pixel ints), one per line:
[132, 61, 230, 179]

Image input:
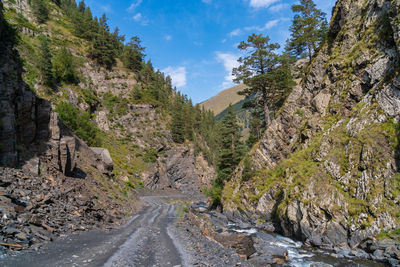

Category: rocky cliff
[0, 0, 214, 250]
[223, 0, 400, 259]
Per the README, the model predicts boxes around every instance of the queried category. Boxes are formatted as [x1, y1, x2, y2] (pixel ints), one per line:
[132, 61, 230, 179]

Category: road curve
[1, 195, 186, 267]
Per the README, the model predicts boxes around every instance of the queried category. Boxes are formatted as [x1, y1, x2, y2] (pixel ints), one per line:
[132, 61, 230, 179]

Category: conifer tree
[286, 0, 328, 62]
[31, 0, 49, 24]
[233, 34, 294, 127]
[216, 104, 245, 186]
[121, 36, 145, 73]
[88, 14, 117, 69]
[37, 36, 54, 86]
[171, 94, 185, 143]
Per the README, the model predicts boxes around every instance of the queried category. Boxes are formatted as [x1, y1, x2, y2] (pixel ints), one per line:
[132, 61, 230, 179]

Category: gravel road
[1, 196, 187, 267]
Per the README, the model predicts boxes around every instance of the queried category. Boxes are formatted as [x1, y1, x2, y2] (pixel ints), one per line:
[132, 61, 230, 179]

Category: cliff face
[0, 0, 214, 194]
[223, 0, 400, 251]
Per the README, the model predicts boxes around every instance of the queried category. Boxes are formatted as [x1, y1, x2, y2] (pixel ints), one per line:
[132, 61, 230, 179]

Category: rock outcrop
[143, 145, 215, 195]
[0, 16, 111, 180]
[223, 0, 400, 263]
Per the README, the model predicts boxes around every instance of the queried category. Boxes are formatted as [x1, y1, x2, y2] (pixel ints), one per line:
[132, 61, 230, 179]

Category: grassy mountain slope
[200, 84, 247, 116]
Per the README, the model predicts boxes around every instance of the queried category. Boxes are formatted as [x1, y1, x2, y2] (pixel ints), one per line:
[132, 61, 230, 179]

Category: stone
[221, 2, 400, 264]
[373, 249, 384, 260]
[312, 90, 331, 116]
[90, 147, 113, 173]
[15, 232, 27, 240]
[4, 227, 19, 235]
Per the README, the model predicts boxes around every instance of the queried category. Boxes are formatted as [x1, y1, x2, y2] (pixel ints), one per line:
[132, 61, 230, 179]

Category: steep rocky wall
[0, 10, 109, 178]
[223, 0, 400, 252]
[143, 145, 215, 195]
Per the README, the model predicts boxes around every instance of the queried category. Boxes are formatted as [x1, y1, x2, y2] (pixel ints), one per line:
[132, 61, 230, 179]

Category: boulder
[90, 147, 113, 173]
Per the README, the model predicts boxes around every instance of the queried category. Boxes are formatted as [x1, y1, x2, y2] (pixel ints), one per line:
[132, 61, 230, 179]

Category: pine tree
[183, 99, 194, 141]
[31, 0, 49, 24]
[233, 34, 294, 127]
[216, 104, 245, 186]
[121, 36, 145, 73]
[285, 0, 328, 62]
[37, 36, 54, 86]
[88, 14, 117, 69]
[171, 94, 185, 143]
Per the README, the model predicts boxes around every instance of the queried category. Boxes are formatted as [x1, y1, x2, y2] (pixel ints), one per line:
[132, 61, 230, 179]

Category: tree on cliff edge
[286, 0, 327, 63]
[233, 34, 294, 127]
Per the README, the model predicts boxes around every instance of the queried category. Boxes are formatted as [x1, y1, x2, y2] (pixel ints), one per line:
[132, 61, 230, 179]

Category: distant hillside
[200, 84, 247, 116]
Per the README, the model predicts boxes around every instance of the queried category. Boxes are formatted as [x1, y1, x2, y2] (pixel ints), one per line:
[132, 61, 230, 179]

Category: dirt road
[1, 196, 185, 267]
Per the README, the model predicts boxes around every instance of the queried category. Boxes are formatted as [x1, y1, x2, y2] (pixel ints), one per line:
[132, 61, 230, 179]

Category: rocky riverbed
[184, 201, 399, 267]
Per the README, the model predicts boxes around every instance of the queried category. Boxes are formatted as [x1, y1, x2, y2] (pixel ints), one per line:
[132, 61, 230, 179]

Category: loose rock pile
[0, 167, 116, 254]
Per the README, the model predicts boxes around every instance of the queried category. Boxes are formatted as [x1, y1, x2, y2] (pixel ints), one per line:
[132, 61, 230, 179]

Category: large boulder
[90, 147, 113, 174]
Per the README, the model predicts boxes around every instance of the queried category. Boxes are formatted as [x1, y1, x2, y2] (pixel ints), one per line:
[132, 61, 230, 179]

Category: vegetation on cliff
[222, 0, 400, 252]
[2, 0, 217, 197]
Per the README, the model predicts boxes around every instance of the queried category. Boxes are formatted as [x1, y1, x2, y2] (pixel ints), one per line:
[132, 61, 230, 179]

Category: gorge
[0, 0, 399, 266]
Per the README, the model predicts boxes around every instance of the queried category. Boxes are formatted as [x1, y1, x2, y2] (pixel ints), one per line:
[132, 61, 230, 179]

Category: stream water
[228, 225, 385, 267]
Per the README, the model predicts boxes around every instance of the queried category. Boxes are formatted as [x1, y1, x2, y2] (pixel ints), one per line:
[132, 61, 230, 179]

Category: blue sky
[83, 0, 336, 103]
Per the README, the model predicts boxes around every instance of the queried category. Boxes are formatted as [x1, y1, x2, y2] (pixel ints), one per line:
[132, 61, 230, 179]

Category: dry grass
[200, 84, 247, 115]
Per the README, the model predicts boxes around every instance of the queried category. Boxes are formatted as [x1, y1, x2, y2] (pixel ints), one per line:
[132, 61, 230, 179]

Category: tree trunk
[264, 98, 270, 127]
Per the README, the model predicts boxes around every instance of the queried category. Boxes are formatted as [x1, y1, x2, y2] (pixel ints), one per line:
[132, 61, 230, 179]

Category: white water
[228, 223, 381, 267]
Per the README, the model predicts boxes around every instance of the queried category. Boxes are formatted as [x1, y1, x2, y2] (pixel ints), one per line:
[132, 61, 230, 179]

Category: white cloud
[229, 19, 280, 37]
[216, 52, 240, 89]
[128, 0, 142, 12]
[132, 13, 149, 26]
[133, 13, 142, 21]
[264, 19, 280, 29]
[229, 28, 242, 37]
[127, 0, 142, 12]
[249, 0, 280, 8]
[269, 3, 289, 12]
[162, 66, 187, 88]
[165, 35, 173, 41]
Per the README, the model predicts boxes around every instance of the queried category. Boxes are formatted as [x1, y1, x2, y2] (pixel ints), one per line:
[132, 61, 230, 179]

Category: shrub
[241, 156, 255, 182]
[143, 148, 158, 163]
[53, 47, 79, 84]
[55, 102, 101, 146]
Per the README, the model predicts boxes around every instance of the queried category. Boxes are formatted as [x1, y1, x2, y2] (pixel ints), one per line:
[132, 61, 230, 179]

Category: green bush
[103, 92, 120, 111]
[241, 156, 255, 182]
[55, 102, 101, 146]
[204, 182, 223, 208]
[53, 47, 79, 84]
[143, 148, 158, 163]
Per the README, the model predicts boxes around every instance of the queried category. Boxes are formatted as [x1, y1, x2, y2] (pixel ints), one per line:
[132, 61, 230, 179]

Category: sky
[82, 0, 337, 103]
